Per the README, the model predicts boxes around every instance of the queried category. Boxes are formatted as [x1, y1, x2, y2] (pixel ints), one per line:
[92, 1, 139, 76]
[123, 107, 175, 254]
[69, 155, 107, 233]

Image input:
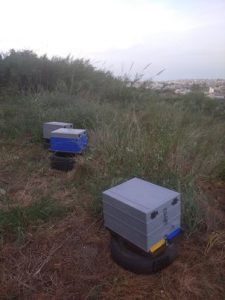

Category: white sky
[1, 0, 225, 80]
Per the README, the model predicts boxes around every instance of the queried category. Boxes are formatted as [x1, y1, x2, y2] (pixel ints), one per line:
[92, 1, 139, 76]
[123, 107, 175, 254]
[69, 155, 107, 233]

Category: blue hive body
[51, 137, 83, 153]
[50, 128, 87, 154]
[81, 133, 88, 150]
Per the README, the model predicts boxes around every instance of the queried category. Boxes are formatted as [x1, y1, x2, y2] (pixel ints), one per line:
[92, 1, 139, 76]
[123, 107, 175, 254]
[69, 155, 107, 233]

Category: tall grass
[83, 95, 225, 231]
[2, 90, 223, 232]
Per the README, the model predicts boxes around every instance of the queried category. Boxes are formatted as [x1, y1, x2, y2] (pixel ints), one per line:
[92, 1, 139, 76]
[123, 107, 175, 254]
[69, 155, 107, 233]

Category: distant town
[137, 79, 225, 100]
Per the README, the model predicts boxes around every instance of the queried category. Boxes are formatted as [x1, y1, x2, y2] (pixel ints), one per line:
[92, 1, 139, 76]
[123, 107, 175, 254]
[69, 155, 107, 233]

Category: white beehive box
[43, 122, 73, 139]
[103, 178, 181, 252]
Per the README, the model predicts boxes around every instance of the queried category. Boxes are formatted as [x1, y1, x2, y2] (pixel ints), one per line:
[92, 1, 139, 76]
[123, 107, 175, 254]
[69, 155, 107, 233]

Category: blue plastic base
[50, 135, 88, 154]
[165, 227, 182, 243]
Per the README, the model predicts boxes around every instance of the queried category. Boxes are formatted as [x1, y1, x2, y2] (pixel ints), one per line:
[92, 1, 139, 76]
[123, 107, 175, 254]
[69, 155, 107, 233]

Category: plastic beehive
[103, 178, 181, 252]
[43, 122, 73, 140]
[50, 128, 87, 153]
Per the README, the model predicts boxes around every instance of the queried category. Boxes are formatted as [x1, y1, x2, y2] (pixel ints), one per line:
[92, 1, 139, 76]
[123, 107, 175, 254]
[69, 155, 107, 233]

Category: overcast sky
[1, 0, 225, 80]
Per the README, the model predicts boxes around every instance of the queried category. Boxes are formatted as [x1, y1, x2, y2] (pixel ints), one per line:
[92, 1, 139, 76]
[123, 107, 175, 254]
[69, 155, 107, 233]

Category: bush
[0, 49, 131, 102]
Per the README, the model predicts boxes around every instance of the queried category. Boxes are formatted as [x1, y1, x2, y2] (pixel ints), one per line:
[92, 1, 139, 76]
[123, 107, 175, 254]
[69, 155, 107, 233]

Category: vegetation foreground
[0, 50, 225, 299]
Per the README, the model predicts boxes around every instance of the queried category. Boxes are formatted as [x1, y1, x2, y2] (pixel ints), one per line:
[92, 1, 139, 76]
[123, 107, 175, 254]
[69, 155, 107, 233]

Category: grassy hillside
[1, 91, 225, 230]
[0, 50, 225, 299]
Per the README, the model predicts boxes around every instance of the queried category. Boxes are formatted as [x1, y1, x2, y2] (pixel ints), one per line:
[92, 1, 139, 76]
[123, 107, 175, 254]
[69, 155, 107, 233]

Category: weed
[215, 160, 225, 181]
[86, 284, 103, 300]
[0, 197, 67, 240]
[181, 184, 202, 233]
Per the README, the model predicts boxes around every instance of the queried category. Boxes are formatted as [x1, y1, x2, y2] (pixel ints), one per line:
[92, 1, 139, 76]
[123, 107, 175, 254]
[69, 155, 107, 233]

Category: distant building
[131, 79, 225, 98]
[209, 87, 214, 94]
[151, 82, 164, 90]
[205, 86, 225, 100]
[174, 88, 191, 95]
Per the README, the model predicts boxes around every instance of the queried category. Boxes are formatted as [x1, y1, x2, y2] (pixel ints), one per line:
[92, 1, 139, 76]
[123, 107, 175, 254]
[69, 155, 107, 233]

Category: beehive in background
[50, 128, 87, 153]
[43, 122, 73, 140]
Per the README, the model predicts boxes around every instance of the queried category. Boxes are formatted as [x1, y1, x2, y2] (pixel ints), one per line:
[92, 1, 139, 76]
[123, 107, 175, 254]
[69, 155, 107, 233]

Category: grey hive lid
[103, 178, 180, 213]
[51, 128, 86, 137]
[44, 121, 72, 126]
